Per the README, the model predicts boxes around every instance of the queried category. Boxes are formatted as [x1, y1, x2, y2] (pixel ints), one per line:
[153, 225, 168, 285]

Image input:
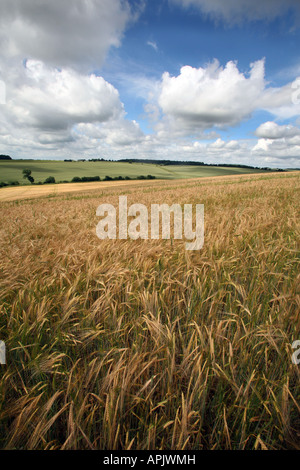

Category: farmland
[0, 171, 299, 450]
[0, 159, 272, 185]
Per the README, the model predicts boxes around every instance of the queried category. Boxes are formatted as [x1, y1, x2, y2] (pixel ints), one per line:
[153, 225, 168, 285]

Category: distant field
[0, 160, 271, 184]
[0, 171, 299, 450]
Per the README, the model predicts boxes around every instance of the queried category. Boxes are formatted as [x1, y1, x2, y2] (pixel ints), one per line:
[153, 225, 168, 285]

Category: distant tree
[44, 176, 56, 184]
[0, 155, 12, 160]
[71, 176, 100, 183]
[81, 176, 100, 182]
[0, 181, 19, 187]
[22, 169, 35, 184]
[22, 169, 31, 178]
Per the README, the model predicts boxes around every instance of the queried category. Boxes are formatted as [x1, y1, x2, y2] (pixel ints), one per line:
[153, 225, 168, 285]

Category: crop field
[0, 160, 270, 185]
[0, 171, 299, 450]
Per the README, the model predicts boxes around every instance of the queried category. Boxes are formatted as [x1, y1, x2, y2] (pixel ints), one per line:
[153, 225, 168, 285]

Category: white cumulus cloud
[76, 119, 145, 147]
[158, 59, 266, 131]
[5, 60, 124, 131]
[154, 59, 300, 138]
[0, 0, 139, 70]
[253, 121, 300, 163]
[255, 121, 300, 139]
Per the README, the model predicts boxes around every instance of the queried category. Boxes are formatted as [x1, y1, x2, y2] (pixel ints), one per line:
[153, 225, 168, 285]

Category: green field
[0, 160, 271, 185]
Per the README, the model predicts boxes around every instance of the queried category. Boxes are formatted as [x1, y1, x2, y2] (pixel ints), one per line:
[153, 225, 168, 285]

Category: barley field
[0, 171, 299, 450]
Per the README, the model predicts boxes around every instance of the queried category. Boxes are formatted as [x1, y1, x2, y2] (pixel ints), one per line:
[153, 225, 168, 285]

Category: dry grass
[0, 171, 299, 450]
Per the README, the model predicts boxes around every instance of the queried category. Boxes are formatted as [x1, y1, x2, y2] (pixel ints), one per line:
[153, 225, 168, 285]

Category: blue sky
[0, 0, 300, 167]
